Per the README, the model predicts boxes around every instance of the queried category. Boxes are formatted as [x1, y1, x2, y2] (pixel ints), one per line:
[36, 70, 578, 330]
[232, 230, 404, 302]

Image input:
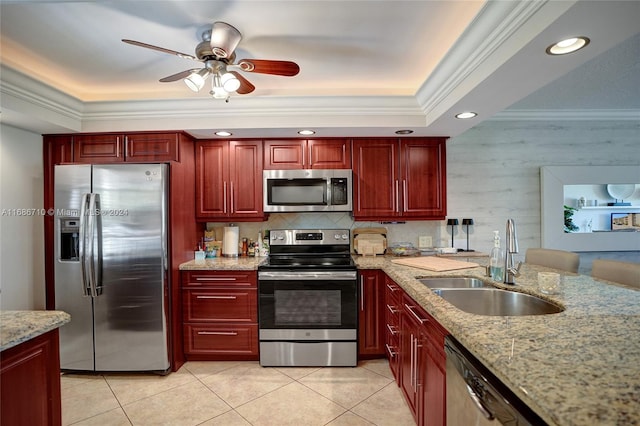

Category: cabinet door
[0, 330, 62, 426]
[183, 289, 258, 322]
[400, 297, 423, 421]
[73, 134, 124, 163]
[352, 139, 399, 220]
[229, 140, 264, 218]
[422, 338, 446, 426]
[400, 138, 447, 219]
[358, 270, 385, 357]
[263, 140, 305, 169]
[184, 324, 258, 356]
[195, 141, 229, 219]
[125, 132, 180, 162]
[308, 139, 351, 169]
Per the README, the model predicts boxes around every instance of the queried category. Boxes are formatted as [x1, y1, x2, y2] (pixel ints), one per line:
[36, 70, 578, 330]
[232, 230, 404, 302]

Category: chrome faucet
[504, 218, 522, 285]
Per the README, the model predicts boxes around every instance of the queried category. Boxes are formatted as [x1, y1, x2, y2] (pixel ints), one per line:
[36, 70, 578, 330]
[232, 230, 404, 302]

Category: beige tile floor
[61, 359, 415, 426]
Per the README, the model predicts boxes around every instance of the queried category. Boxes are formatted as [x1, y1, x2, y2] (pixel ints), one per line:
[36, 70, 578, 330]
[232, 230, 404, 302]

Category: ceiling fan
[122, 21, 300, 100]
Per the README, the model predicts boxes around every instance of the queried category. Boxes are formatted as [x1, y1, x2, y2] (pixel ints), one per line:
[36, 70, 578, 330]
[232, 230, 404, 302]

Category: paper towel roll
[222, 226, 239, 257]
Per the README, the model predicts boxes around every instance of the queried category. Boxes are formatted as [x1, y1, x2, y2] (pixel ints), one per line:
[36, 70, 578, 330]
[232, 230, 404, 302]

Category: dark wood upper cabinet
[125, 133, 181, 162]
[195, 140, 264, 221]
[352, 137, 446, 221]
[264, 139, 350, 169]
[73, 134, 124, 163]
[47, 131, 184, 164]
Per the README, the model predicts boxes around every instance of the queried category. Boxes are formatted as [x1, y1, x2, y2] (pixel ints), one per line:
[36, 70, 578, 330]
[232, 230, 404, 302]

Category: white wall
[445, 119, 640, 272]
[0, 124, 46, 309]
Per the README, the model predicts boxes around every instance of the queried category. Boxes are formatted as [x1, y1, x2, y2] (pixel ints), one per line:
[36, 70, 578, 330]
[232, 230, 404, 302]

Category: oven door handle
[258, 271, 357, 280]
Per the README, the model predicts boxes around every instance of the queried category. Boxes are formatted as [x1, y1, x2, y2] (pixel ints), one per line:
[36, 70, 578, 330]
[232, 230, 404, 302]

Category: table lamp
[462, 218, 474, 252]
[447, 218, 459, 248]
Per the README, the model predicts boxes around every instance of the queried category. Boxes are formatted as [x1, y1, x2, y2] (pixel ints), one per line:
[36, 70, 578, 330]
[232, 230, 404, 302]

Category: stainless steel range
[258, 229, 358, 367]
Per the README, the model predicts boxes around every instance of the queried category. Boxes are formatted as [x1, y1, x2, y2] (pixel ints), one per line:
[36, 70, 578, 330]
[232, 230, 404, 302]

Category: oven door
[258, 270, 358, 334]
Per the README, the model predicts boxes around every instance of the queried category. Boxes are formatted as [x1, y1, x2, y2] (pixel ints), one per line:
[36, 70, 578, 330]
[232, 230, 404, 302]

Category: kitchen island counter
[356, 255, 640, 426]
[1, 310, 70, 351]
[1, 309, 70, 426]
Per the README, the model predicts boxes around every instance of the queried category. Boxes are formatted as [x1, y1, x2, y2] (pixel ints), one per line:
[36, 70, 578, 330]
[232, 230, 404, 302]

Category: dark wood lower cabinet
[385, 275, 447, 426]
[358, 269, 385, 358]
[181, 271, 259, 361]
[0, 330, 62, 426]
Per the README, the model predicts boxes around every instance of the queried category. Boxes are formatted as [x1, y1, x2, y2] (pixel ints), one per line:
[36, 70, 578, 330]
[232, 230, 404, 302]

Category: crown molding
[491, 109, 640, 121]
[415, 0, 559, 116]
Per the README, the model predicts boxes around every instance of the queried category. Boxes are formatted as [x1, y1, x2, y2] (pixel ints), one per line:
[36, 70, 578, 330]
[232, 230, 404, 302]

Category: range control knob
[341, 234, 349, 240]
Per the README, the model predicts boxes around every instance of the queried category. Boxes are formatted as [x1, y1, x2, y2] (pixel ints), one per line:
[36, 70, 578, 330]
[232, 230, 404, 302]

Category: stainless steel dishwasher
[444, 336, 548, 426]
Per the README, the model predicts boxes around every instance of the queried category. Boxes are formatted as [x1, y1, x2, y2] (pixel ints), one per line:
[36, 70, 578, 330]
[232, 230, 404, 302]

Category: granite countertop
[180, 254, 640, 425]
[180, 256, 265, 270]
[0, 310, 70, 351]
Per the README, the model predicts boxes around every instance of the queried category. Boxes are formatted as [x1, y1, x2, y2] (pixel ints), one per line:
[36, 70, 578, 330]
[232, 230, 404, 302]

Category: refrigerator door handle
[92, 193, 104, 296]
[79, 193, 92, 297]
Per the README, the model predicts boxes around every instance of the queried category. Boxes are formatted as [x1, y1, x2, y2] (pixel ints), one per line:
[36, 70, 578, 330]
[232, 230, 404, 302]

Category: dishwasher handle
[465, 383, 494, 420]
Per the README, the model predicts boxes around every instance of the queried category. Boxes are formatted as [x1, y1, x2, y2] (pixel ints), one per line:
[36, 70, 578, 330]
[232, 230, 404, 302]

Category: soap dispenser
[489, 231, 504, 281]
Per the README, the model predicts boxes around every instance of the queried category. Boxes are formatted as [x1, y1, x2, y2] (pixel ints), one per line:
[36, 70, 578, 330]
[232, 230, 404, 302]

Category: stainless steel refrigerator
[54, 164, 170, 372]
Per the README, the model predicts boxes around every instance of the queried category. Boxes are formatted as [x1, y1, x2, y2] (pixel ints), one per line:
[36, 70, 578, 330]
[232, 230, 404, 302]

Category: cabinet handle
[197, 331, 238, 336]
[385, 343, 397, 358]
[196, 295, 237, 300]
[223, 182, 228, 213]
[405, 303, 427, 324]
[195, 277, 237, 281]
[386, 323, 398, 335]
[410, 333, 416, 389]
[387, 304, 399, 314]
[395, 180, 400, 213]
[386, 283, 398, 292]
[230, 181, 234, 213]
[360, 276, 364, 311]
[403, 180, 407, 212]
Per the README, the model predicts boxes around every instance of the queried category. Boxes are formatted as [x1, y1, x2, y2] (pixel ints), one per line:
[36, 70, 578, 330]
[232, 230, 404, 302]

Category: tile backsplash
[206, 213, 444, 250]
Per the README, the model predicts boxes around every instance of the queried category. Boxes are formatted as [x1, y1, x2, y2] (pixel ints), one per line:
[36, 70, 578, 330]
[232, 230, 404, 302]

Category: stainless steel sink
[431, 288, 564, 316]
[418, 277, 490, 289]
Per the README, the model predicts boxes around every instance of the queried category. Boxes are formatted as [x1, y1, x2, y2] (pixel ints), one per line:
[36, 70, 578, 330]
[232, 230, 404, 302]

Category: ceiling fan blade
[159, 69, 198, 83]
[237, 59, 300, 76]
[230, 71, 255, 94]
[122, 39, 199, 61]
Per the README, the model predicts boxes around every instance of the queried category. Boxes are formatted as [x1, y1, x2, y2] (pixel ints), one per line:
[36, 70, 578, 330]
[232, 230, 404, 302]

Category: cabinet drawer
[184, 324, 258, 355]
[183, 289, 257, 322]
[182, 271, 257, 287]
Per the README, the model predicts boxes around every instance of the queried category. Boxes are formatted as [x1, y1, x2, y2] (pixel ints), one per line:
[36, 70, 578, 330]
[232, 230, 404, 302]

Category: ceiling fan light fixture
[546, 36, 590, 55]
[184, 69, 210, 92]
[210, 21, 242, 58]
[221, 72, 241, 92]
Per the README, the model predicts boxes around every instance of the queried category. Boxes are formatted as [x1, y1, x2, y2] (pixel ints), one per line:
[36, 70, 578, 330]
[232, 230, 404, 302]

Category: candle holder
[447, 218, 459, 248]
[462, 218, 474, 252]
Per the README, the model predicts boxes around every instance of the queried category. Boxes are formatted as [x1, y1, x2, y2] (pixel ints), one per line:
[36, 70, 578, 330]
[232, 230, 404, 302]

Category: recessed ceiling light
[298, 129, 315, 136]
[455, 112, 477, 119]
[546, 36, 590, 55]
[395, 129, 414, 135]
[215, 131, 232, 137]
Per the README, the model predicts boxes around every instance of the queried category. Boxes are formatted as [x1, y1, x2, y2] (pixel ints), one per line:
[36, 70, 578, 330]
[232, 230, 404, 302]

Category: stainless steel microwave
[263, 169, 352, 212]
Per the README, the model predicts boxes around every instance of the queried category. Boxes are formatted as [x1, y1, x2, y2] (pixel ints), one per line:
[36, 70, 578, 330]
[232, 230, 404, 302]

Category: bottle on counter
[489, 231, 504, 281]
